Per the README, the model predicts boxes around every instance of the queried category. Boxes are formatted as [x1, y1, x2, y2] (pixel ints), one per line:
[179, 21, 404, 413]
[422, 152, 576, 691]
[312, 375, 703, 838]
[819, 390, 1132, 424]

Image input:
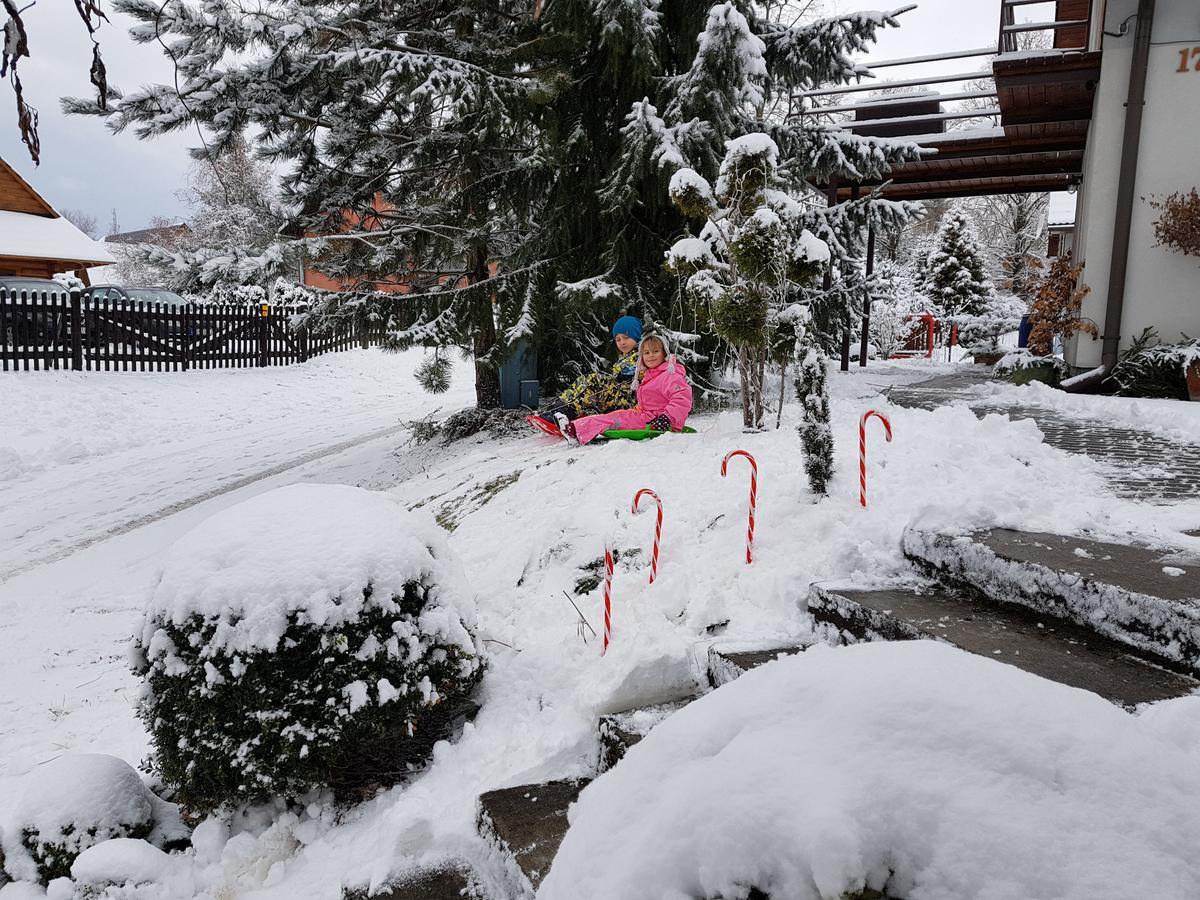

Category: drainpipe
[1100, 0, 1155, 371]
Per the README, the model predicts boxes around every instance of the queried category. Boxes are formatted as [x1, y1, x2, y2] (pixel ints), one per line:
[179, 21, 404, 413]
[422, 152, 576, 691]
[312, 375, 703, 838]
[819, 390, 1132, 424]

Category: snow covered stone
[133, 484, 485, 811]
[0, 755, 154, 885]
[541, 641, 1200, 900]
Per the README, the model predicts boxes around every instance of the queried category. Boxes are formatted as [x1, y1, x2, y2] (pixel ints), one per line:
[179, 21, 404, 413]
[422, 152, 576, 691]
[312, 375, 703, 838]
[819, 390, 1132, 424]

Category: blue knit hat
[612, 315, 643, 342]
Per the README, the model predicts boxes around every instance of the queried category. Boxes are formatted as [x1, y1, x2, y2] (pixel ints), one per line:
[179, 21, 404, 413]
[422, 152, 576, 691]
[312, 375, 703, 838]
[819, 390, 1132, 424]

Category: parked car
[0, 276, 70, 346]
[81, 284, 193, 342]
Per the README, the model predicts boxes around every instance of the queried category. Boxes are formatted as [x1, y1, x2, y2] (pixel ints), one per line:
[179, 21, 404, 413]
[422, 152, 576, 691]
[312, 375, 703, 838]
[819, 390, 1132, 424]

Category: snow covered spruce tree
[666, 135, 830, 429]
[133, 484, 485, 811]
[926, 211, 993, 320]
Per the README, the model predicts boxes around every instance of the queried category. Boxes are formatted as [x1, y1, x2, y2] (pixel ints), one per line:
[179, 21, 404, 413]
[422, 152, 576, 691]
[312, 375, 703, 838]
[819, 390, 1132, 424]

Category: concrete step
[904, 528, 1200, 676]
[360, 862, 483, 899]
[707, 644, 807, 688]
[598, 693, 697, 773]
[477, 779, 589, 895]
[809, 584, 1197, 707]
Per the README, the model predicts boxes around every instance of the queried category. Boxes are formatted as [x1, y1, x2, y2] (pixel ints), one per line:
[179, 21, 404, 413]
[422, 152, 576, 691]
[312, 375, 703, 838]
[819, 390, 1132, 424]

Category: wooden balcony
[806, 0, 1102, 202]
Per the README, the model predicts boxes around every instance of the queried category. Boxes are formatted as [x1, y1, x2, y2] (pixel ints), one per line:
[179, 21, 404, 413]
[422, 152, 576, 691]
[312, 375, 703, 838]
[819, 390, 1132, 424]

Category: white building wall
[1067, 0, 1200, 370]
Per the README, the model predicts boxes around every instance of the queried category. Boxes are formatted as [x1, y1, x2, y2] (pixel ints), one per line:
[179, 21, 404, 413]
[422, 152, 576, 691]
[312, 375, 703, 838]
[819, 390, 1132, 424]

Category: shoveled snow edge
[902, 530, 1200, 675]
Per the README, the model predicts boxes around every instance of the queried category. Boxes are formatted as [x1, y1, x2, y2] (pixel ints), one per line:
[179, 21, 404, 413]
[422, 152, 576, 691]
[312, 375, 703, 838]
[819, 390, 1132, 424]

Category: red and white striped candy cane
[631, 488, 664, 585]
[859, 410, 893, 509]
[602, 542, 615, 656]
[721, 450, 758, 564]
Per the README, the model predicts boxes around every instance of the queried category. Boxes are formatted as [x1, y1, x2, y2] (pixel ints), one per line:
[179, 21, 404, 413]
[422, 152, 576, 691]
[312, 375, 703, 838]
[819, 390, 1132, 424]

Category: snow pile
[542, 641, 1200, 900]
[142, 483, 478, 660]
[71, 839, 172, 887]
[975, 379, 1200, 445]
[1, 755, 154, 884]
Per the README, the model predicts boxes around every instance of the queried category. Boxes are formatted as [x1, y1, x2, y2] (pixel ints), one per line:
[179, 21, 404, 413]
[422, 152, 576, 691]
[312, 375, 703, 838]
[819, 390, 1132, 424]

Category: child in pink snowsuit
[561, 333, 693, 445]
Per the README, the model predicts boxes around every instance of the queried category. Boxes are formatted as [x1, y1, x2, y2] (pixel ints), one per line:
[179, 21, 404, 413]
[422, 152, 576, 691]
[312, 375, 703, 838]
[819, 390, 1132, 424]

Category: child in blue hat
[537, 316, 643, 424]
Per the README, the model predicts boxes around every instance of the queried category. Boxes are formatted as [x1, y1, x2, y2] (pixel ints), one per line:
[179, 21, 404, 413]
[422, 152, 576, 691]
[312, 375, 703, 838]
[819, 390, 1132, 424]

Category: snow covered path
[0, 351, 473, 580]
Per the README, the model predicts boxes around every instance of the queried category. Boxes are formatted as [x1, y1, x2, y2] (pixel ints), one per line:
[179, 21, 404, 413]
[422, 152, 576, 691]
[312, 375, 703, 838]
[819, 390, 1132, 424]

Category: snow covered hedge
[133, 484, 485, 811]
[0, 754, 187, 885]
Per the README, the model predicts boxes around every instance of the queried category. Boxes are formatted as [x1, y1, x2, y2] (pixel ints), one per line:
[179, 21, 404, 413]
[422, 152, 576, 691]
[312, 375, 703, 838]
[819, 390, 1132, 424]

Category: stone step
[707, 644, 807, 688]
[904, 528, 1200, 676]
[598, 693, 698, 773]
[360, 862, 483, 900]
[477, 779, 589, 895]
[809, 584, 1197, 707]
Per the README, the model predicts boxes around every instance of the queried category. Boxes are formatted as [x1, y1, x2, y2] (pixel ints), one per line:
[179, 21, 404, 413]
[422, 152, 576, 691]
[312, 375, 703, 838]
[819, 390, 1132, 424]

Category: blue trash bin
[1017, 315, 1032, 349]
[499, 339, 540, 410]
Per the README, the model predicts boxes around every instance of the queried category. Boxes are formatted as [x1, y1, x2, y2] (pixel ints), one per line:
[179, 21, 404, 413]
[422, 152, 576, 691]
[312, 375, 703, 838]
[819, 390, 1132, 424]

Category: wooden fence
[0, 288, 386, 373]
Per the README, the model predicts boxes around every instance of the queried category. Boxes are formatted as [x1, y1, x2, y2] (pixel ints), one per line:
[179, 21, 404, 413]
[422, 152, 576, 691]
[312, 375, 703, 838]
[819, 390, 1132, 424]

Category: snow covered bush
[957, 293, 1025, 358]
[133, 484, 485, 812]
[994, 350, 1070, 386]
[540, 641, 1200, 900]
[1109, 328, 1200, 400]
[0, 755, 183, 885]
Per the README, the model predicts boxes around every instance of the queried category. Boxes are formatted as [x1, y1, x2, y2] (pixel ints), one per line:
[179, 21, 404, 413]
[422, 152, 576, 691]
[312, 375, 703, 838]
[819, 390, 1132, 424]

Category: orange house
[301, 195, 496, 293]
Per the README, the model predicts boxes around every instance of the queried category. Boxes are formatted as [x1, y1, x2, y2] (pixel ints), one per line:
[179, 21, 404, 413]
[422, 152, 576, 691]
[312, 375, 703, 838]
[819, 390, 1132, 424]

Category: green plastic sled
[598, 426, 698, 442]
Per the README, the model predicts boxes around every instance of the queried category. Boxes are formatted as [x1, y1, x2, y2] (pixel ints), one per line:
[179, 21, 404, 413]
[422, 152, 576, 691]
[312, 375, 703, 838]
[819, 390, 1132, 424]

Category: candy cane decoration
[859, 410, 893, 509]
[631, 488, 664, 585]
[602, 542, 615, 656]
[721, 450, 758, 564]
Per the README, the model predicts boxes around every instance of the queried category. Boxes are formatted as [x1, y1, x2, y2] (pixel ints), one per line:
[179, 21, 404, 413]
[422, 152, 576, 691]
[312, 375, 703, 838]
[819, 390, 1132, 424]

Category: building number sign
[1178, 47, 1200, 73]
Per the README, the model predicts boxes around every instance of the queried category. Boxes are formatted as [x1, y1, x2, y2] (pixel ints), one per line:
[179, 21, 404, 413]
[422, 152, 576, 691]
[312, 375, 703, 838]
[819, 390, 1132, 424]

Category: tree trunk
[466, 244, 501, 408]
[738, 347, 752, 429]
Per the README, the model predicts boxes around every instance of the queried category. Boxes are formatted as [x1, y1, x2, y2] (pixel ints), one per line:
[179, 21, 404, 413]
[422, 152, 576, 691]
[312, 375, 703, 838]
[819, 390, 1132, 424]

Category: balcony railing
[998, 0, 1092, 55]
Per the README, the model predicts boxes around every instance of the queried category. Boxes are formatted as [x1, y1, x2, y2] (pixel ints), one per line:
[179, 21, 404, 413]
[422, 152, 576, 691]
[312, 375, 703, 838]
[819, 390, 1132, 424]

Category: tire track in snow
[0, 422, 411, 585]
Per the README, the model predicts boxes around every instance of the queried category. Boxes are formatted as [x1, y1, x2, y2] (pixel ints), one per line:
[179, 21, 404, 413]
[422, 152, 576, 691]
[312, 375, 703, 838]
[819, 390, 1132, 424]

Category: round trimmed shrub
[133, 483, 485, 812]
[713, 284, 769, 348]
[0, 755, 155, 885]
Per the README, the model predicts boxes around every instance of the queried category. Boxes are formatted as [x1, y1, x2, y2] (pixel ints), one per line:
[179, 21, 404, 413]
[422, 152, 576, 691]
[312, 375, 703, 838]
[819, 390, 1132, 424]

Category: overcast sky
[1, 0, 1050, 235]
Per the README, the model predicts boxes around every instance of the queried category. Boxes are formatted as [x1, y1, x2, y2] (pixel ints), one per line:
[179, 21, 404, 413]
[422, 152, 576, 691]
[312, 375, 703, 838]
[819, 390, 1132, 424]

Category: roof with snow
[0, 158, 114, 267]
[105, 222, 191, 245]
[0, 209, 115, 266]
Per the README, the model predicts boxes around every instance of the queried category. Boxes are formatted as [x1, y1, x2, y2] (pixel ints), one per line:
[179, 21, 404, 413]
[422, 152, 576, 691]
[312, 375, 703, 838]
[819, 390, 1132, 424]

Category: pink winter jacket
[573, 357, 694, 444]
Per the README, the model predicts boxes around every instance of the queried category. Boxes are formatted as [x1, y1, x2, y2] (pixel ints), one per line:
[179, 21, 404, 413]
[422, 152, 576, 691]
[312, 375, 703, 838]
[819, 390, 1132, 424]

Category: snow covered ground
[3, 350, 1199, 900]
[0, 350, 474, 579]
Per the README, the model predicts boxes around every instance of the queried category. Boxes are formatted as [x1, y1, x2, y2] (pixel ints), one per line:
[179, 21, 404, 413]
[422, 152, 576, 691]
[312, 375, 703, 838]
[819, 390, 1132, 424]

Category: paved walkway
[887, 370, 1200, 502]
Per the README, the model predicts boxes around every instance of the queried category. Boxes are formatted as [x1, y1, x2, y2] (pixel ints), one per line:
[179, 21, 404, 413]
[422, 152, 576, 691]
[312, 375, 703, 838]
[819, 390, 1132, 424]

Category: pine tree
[926, 211, 992, 319]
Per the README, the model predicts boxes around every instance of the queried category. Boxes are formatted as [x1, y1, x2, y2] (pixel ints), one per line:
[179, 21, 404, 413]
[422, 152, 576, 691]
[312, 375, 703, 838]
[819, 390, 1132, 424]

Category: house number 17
[1178, 47, 1200, 73]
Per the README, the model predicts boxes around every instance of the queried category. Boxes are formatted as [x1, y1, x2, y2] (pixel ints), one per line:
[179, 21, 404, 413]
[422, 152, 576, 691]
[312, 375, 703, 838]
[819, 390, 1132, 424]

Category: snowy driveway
[0, 350, 471, 580]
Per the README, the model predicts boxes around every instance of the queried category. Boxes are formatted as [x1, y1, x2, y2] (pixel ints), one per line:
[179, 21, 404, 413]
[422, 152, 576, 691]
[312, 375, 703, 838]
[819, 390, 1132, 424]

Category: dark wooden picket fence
[0, 288, 386, 373]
